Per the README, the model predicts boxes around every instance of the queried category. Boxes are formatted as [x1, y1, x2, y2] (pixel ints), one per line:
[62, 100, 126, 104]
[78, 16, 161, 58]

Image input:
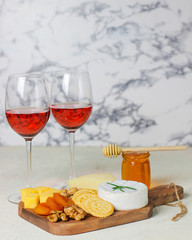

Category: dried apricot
[53, 193, 74, 207]
[34, 203, 51, 216]
[46, 197, 63, 211]
[65, 198, 74, 207]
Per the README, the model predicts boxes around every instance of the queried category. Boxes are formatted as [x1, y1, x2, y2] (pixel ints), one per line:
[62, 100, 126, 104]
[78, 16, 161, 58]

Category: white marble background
[0, 0, 192, 147]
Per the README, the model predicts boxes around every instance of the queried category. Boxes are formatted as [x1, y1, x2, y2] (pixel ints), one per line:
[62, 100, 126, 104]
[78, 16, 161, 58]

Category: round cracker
[73, 189, 97, 196]
[80, 196, 99, 213]
[72, 192, 98, 212]
[72, 189, 97, 202]
[85, 198, 114, 218]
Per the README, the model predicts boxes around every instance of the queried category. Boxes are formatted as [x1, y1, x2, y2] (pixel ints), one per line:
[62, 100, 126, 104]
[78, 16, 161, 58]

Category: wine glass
[51, 71, 93, 181]
[5, 73, 50, 203]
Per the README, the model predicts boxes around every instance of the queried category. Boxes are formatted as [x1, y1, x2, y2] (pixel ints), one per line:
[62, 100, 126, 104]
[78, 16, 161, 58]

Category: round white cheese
[98, 180, 148, 210]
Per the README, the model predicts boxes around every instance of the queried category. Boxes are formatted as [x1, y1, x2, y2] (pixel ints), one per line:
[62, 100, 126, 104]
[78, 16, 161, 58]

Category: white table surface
[0, 146, 192, 240]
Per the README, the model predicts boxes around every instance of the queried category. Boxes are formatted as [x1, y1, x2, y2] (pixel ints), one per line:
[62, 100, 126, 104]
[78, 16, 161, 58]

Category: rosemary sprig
[107, 182, 137, 192]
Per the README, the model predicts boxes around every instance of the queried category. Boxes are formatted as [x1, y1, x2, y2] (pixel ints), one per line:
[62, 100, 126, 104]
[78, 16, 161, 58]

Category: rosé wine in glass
[6, 108, 50, 140]
[5, 73, 50, 204]
[51, 71, 93, 180]
[51, 103, 92, 131]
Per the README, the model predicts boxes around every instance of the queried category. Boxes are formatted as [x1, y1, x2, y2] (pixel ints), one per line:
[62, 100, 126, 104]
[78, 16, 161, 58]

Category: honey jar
[121, 151, 151, 188]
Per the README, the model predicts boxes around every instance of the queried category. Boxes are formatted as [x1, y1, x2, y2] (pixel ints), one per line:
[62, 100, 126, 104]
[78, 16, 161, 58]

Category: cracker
[72, 192, 98, 211]
[72, 189, 97, 202]
[85, 198, 114, 218]
[79, 189, 97, 194]
[73, 189, 97, 196]
[80, 196, 99, 213]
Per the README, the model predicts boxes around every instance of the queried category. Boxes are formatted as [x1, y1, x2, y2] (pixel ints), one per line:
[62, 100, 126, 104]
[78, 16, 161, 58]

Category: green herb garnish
[107, 182, 137, 192]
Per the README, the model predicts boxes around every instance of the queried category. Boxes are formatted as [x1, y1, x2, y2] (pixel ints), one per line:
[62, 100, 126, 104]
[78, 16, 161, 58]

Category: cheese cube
[39, 189, 61, 203]
[48, 188, 62, 193]
[21, 188, 38, 202]
[67, 173, 116, 190]
[34, 186, 50, 194]
[24, 193, 39, 208]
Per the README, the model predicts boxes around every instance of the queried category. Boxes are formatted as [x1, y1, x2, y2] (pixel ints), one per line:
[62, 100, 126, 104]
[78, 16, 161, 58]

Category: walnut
[47, 210, 65, 223]
[64, 205, 87, 221]
[60, 189, 70, 198]
[50, 210, 63, 216]
[67, 187, 78, 196]
[60, 187, 78, 198]
[47, 213, 58, 223]
[59, 213, 68, 222]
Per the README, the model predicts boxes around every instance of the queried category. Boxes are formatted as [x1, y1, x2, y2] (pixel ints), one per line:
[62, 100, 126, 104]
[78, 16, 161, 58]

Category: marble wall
[1, 0, 192, 147]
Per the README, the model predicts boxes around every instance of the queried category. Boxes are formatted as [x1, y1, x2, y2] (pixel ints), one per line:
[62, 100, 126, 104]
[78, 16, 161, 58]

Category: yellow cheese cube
[48, 188, 62, 193]
[39, 188, 61, 203]
[67, 173, 116, 190]
[24, 193, 39, 208]
[21, 188, 38, 202]
[34, 186, 50, 194]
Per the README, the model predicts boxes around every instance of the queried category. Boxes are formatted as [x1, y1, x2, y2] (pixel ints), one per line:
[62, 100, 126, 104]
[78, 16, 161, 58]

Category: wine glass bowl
[6, 108, 50, 140]
[51, 103, 92, 131]
[5, 73, 50, 203]
[51, 71, 93, 180]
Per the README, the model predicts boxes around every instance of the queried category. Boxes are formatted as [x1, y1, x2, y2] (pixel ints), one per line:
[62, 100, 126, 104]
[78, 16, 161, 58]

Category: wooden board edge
[18, 203, 52, 233]
[148, 184, 183, 207]
[18, 202, 153, 235]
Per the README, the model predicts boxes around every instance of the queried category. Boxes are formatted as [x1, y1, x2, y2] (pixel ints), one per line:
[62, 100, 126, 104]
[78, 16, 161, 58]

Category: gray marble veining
[0, 0, 192, 147]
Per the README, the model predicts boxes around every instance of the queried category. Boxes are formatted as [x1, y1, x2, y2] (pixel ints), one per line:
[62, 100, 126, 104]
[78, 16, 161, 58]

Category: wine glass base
[8, 193, 21, 204]
[52, 182, 69, 190]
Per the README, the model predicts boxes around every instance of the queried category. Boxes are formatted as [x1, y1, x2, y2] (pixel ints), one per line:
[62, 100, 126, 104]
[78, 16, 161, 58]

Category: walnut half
[60, 187, 78, 198]
[47, 214, 58, 223]
[47, 210, 68, 222]
[59, 213, 68, 222]
[64, 205, 87, 221]
[60, 189, 69, 198]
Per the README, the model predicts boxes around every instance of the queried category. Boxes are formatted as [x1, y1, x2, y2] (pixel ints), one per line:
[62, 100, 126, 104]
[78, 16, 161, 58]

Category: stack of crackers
[72, 189, 114, 218]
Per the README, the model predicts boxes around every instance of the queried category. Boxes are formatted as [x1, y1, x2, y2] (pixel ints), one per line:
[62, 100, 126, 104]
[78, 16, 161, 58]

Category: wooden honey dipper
[102, 144, 187, 158]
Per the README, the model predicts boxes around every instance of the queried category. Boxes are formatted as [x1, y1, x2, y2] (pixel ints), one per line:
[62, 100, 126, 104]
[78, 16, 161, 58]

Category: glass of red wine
[5, 73, 50, 204]
[51, 71, 93, 181]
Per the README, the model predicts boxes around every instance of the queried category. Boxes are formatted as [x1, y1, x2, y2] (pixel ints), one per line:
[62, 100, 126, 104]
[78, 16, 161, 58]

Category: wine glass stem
[25, 140, 32, 187]
[69, 132, 75, 180]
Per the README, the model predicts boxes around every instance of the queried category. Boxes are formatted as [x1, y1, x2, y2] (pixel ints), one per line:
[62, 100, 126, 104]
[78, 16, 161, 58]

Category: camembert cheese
[98, 180, 148, 210]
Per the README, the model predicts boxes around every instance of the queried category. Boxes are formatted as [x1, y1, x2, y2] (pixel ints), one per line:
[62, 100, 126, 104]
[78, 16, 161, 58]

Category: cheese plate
[18, 184, 183, 235]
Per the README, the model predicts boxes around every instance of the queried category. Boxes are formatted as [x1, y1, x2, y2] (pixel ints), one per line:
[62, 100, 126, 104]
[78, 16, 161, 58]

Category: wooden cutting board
[18, 184, 183, 235]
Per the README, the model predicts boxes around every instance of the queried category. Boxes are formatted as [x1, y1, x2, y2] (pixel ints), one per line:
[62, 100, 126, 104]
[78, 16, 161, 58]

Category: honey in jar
[121, 151, 151, 188]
